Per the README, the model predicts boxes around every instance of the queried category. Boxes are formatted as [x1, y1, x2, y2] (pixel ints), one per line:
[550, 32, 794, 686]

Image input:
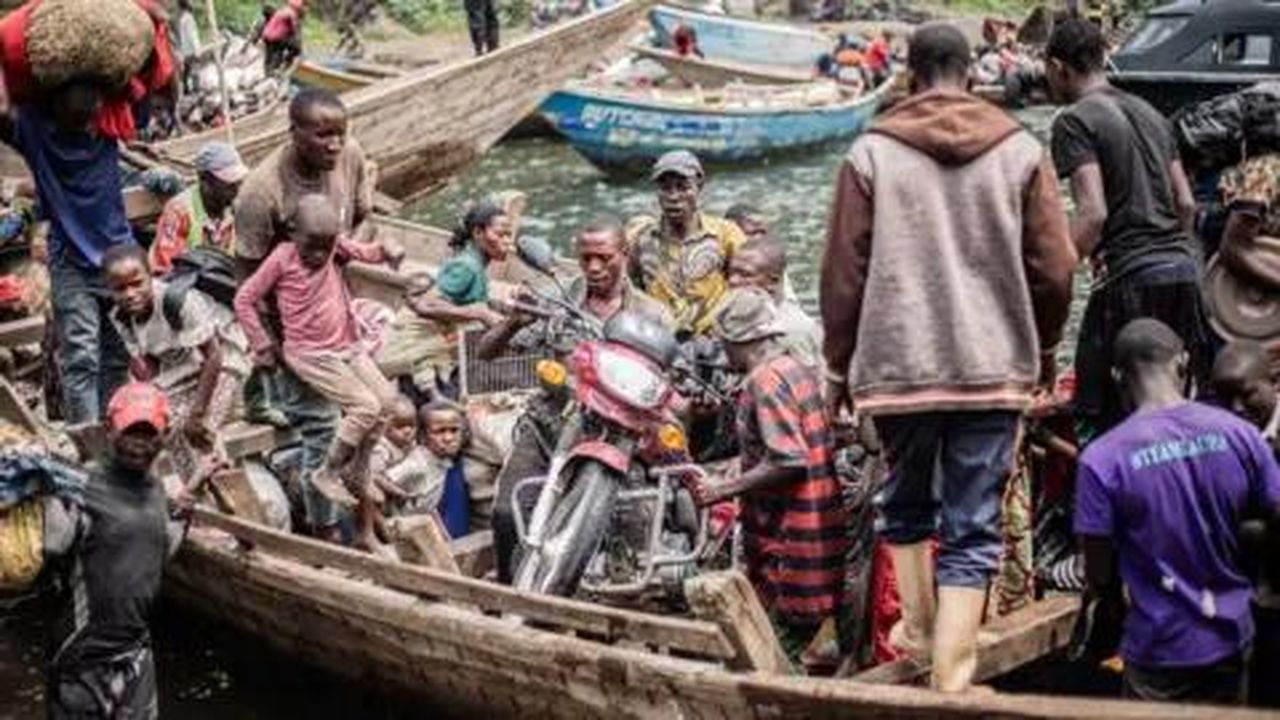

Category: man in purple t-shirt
[1075, 319, 1280, 705]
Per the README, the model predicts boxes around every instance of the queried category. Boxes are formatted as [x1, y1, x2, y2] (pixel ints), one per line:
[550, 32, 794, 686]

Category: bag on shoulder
[162, 247, 238, 332]
[1173, 82, 1280, 171]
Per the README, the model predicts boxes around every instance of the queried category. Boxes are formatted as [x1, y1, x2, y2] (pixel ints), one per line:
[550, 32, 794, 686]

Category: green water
[407, 106, 1066, 315]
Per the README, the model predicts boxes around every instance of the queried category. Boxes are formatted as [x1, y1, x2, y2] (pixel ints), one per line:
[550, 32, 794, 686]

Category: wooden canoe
[647, 4, 831, 71]
[632, 44, 811, 87]
[540, 76, 892, 171]
[293, 58, 403, 94]
[146, 1, 652, 201]
[160, 507, 1277, 719]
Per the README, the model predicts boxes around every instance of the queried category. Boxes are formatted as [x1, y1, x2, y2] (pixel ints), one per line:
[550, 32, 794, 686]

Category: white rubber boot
[887, 542, 936, 663]
[931, 586, 988, 692]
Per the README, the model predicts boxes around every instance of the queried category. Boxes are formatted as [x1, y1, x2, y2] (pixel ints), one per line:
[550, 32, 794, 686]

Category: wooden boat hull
[150, 1, 651, 201]
[540, 79, 890, 171]
[631, 44, 810, 87]
[648, 5, 829, 70]
[162, 514, 1271, 720]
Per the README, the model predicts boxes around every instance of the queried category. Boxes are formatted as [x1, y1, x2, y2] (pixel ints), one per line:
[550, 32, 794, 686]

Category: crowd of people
[5, 6, 1280, 718]
[819, 18, 1278, 706]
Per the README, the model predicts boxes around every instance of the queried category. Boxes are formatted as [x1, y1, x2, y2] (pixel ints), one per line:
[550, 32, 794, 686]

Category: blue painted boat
[648, 5, 831, 71]
[540, 79, 891, 171]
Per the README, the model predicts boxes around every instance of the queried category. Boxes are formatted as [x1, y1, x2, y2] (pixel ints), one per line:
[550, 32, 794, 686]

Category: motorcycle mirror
[515, 235, 557, 277]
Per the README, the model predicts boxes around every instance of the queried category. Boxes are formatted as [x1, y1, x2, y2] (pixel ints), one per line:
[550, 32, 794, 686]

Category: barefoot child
[419, 399, 472, 538]
[233, 194, 403, 546]
[370, 396, 435, 518]
[104, 244, 249, 494]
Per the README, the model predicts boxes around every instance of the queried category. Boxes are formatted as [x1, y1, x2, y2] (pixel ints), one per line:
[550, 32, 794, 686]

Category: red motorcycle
[506, 238, 718, 599]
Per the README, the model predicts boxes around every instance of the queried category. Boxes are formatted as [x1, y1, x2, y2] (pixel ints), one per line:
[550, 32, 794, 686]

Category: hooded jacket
[820, 88, 1075, 415]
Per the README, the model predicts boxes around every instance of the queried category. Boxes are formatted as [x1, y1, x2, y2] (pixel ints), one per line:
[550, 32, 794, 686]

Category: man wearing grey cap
[149, 141, 249, 275]
[687, 287, 850, 670]
[627, 150, 745, 336]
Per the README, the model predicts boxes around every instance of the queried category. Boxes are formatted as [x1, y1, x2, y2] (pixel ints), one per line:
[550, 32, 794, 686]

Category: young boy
[233, 194, 403, 547]
[419, 399, 472, 538]
[104, 244, 249, 493]
[370, 396, 437, 518]
[1210, 340, 1280, 708]
[726, 235, 821, 368]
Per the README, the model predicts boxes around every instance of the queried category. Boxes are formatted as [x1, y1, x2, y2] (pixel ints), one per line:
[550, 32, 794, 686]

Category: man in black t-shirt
[1045, 19, 1212, 442]
[43, 382, 181, 719]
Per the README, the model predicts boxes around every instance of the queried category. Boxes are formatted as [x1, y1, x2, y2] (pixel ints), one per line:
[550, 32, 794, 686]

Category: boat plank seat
[388, 513, 462, 574]
[0, 375, 40, 434]
[685, 571, 793, 673]
[193, 507, 739, 663]
[0, 315, 44, 348]
[221, 421, 300, 461]
[849, 594, 1081, 684]
[450, 530, 495, 578]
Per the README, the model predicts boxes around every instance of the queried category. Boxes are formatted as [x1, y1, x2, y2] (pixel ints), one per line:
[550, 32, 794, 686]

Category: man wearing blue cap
[149, 141, 248, 275]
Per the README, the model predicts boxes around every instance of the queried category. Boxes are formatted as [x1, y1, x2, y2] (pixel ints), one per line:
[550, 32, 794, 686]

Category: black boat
[1109, 0, 1280, 115]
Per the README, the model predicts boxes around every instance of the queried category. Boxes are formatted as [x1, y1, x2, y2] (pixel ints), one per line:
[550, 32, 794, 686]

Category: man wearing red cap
[42, 382, 184, 719]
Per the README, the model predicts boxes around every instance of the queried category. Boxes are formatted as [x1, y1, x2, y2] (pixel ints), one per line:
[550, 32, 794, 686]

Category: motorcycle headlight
[595, 348, 669, 410]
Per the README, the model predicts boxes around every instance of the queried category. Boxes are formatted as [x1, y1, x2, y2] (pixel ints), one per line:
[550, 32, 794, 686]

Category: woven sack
[0, 498, 43, 591]
[25, 0, 153, 90]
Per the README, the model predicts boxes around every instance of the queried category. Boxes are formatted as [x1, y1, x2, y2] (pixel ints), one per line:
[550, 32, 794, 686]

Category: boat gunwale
[649, 4, 833, 43]
[1108, 69, 1280, 83]
[172, 508, 1279, 720]
[630, 44, 812, 84]
[553, 75, 894, 118]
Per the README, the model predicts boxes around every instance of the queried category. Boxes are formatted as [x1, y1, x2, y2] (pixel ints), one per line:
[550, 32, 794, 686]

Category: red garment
[0, 274, 24, 306]
[864, 38, 889, 73]
[868, 540, 903, 665]
[262, 6, 300, 44]
[0, 2, 38, 104]
[234, 239, 386, 358]
[672, 24, 699, 58]
[736, 354, 850, 626]
[0, 0, 174, 141]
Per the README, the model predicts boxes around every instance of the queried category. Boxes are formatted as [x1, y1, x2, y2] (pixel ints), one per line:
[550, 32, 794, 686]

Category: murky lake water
[409, 106, 1064, 314]
[2, 106, 1104, 718]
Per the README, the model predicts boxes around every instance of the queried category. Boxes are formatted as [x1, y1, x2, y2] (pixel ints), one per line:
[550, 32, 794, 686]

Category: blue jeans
[873, 411, 1020, 589]
[268, 364, 341, 528]
[49, 259, 129, 424]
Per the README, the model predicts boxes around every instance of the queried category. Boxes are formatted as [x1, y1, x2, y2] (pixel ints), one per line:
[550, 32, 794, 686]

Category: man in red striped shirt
[694, 287, 851, 668]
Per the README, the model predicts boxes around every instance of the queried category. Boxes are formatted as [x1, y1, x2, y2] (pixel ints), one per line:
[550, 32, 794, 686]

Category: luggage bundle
[23, 0, 155, 91]
[0, 445, 86, 592]
[1173, 82, 1280, 171]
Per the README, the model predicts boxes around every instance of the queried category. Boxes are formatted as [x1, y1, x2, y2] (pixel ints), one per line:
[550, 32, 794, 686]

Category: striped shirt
[736, 353, 850, 626]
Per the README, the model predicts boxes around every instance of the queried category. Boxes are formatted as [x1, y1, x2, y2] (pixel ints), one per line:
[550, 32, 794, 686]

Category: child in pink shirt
[234, 194, 403, 547]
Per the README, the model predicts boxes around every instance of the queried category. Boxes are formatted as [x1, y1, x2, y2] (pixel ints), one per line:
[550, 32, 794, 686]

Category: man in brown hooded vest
[820, 23, 1076, 691]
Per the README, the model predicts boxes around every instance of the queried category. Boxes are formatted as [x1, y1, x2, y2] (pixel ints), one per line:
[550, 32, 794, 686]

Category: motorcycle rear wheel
[513, 460, 618, 597]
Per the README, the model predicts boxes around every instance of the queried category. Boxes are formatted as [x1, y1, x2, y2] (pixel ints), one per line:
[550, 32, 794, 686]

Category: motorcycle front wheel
[513, 460, 619, 597]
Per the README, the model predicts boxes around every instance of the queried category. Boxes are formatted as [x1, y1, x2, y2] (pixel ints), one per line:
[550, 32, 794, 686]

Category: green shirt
[436, 244, 489, 305]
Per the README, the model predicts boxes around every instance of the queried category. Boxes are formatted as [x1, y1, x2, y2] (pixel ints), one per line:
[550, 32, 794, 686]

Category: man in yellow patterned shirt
[627, 150, 746, 335]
